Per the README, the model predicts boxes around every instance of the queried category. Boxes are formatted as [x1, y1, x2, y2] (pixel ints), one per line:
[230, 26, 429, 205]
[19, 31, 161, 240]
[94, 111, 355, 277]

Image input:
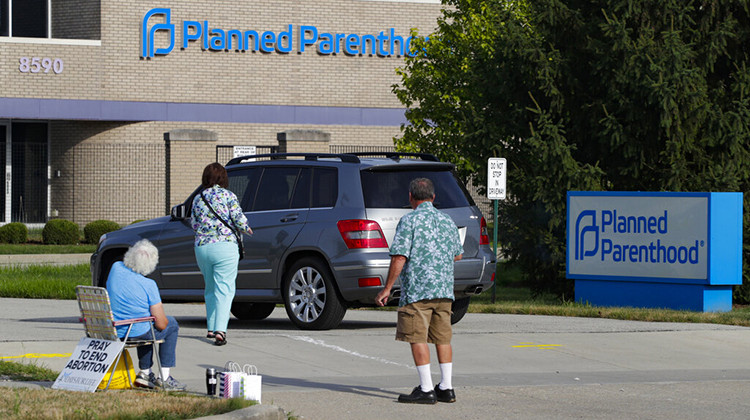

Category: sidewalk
[0, 253, 91, 267]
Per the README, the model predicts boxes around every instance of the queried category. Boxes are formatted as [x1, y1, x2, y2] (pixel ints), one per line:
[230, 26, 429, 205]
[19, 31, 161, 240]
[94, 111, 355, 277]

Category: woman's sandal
[214, 331, 227, 346]
[206, 331, 215, 339]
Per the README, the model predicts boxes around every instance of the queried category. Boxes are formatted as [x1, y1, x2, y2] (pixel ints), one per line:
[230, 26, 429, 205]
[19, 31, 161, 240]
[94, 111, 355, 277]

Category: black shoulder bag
[200, 192, 245, 260]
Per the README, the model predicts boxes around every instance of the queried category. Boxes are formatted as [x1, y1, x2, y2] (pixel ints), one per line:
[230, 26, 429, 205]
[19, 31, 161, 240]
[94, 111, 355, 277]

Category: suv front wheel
[230, 302, 277, 321]
[283, 257, 347, 330]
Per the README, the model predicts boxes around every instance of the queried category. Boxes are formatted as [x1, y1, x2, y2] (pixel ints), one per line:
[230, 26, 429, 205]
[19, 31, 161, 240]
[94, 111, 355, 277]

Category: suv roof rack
[345, 152, 439, 162]
[227, 153, 361, 166]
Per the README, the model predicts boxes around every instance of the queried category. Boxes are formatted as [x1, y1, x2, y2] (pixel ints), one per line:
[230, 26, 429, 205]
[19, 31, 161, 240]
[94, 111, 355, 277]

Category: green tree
[394, 0, 750, 299]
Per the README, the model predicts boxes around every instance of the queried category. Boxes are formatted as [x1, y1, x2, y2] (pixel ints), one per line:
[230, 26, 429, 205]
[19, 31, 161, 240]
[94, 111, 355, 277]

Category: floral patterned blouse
[190, 185, 250, 247]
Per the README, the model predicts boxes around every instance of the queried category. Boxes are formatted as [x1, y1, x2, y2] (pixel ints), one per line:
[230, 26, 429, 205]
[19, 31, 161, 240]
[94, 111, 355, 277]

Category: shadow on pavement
[262, 375, 400, 400]
[19, 317, 80, 324]
[177, 316, 395, 331]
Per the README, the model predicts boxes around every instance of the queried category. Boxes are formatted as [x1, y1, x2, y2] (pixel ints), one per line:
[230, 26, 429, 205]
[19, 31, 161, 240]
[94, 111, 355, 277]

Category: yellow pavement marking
[1, 353, 71, 360]
[512, 342, 562, 349]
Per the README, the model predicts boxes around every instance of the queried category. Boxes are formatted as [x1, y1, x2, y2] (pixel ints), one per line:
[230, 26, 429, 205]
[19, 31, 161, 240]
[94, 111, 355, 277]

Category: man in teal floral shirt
[375, 178, 463, 404]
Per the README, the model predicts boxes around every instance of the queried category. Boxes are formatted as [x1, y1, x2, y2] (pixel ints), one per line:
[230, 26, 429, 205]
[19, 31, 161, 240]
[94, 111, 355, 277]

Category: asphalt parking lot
[2, 297, 750, 419]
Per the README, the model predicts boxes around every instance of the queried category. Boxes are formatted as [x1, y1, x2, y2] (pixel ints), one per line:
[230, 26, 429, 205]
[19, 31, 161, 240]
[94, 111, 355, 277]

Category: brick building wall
[3, 0, 443, 106]
[49, 120, 403, 225]
[2, 0, 445, 226]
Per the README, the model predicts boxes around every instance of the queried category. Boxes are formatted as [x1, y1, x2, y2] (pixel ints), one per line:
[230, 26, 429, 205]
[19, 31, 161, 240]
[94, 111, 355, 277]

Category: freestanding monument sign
[567, 191, 743, 312]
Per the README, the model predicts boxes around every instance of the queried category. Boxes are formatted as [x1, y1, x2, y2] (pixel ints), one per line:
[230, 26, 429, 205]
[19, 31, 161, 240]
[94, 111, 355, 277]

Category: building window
[1, 122, 49, 224]
[1, 0, 47, 38]
[1, 0, 100, 40]
[1, 0, 8, 36]
[14, 0, 47, 38]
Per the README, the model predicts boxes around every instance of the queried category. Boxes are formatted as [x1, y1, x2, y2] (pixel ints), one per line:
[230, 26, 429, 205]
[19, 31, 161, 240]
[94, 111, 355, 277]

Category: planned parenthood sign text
[568, 193, 708, 281]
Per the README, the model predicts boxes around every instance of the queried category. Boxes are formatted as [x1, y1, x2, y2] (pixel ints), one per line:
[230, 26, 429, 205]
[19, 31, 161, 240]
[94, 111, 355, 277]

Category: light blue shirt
[106, 261, 162, 338]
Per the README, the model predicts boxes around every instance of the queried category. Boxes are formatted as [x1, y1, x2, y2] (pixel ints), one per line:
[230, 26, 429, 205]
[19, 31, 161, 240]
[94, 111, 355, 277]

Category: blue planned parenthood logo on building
[567, 191, 742, 312]
[142, 8, 175, 58]
[141, 8, 422, 58]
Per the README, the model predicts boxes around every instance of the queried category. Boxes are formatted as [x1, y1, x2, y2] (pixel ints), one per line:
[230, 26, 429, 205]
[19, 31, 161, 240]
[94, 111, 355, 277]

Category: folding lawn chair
[75, 285, 164, 390]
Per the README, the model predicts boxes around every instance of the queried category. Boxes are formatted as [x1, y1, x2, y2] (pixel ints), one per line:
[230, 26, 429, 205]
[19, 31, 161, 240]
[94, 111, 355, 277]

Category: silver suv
[91, 152, 496, 330]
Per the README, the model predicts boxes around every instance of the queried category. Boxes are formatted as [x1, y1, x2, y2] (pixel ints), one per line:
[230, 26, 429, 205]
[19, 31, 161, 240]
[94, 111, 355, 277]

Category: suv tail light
[480, 217, 490, 245]
[337, 219, 388, 249]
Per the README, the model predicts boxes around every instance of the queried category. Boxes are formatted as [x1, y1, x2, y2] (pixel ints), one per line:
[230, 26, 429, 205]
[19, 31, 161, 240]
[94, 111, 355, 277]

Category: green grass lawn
[0, 264, 89, 299]
[0, 244, 96, 254]
[0, 359, 260, 420]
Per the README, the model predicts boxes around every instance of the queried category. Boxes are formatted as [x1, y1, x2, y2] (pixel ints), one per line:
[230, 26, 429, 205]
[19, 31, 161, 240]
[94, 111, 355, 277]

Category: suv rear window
[361, 169, 471, 209]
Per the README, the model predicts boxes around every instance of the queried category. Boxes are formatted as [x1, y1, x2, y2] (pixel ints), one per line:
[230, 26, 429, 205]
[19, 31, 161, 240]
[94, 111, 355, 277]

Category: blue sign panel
[567, 191, 743, 312]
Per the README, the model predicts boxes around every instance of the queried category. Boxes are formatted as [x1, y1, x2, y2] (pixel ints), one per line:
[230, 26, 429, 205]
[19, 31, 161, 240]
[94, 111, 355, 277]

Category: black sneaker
[398, 386, 437, 404]
[434, 383, 456, 403]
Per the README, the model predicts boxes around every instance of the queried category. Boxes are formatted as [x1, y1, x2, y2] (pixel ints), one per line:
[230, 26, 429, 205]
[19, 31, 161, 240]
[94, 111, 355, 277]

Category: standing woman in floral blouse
[191, 162, 252, 346]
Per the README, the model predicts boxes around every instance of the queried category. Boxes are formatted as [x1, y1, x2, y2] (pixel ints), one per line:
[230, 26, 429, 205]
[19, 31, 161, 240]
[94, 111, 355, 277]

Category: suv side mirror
[171, 204, 187, 220]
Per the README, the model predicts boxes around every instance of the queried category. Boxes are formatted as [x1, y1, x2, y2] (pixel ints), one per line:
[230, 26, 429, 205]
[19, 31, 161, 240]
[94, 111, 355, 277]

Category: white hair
[123, 239, 159, 276]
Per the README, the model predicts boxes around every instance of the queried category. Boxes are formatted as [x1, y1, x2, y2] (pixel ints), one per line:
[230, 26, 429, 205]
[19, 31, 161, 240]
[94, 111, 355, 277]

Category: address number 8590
[19, 57, 64, 74]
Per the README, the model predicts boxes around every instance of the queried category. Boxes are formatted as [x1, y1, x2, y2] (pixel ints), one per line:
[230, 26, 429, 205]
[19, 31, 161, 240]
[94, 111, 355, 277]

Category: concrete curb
[193, 405, 287, 420]
[0, 381, 47, 389]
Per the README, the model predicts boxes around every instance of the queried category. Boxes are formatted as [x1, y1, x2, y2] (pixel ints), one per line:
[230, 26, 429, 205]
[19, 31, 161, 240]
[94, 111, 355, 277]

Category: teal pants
[195, 241, 239, 333]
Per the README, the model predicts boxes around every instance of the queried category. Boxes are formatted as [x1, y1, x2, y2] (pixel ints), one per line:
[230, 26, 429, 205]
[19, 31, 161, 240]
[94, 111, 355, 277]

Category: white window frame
[1, 122, 10, 224]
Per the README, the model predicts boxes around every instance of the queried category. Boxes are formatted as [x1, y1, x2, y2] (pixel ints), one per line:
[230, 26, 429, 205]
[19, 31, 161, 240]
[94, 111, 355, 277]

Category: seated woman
[106, 239, 186, 391]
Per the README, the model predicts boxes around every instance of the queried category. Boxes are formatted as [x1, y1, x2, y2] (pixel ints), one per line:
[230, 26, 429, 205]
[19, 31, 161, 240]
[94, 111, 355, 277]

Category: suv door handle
[280, 213, 299, 223]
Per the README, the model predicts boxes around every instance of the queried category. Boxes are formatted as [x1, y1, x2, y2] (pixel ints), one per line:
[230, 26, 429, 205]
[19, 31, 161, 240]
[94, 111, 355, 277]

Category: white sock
[416, 364, 433, 392]
[439, 362, 453, 390]
[140, 368, 151, 375]
[160, 367, 170, 380]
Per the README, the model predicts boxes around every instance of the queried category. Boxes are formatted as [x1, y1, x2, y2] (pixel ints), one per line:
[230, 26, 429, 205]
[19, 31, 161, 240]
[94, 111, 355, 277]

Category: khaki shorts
[396, 299, 453, 345]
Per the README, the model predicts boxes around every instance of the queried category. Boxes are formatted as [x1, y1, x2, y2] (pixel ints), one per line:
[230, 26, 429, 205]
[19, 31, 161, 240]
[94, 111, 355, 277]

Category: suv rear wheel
[450, 297, 471, 324]
[230, 302, 276, 321]
[283, 257, 347, 330]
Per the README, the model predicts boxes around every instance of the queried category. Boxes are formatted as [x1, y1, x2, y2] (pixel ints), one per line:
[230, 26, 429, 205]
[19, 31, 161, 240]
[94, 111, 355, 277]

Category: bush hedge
[84, 220, 121, 244]
[42, 219, 81, 245]
[0, 222, 28, 244]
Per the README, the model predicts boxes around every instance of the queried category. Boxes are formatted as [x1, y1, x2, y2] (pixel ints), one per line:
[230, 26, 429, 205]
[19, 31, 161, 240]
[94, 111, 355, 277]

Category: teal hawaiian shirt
[389, 201, 463, 306]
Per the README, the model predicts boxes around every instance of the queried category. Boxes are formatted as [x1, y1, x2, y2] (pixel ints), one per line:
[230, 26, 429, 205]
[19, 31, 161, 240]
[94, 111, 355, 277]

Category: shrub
[0, 223, 28, 244]
[42, 219, 81, 245]
[84, 220, 121, 244]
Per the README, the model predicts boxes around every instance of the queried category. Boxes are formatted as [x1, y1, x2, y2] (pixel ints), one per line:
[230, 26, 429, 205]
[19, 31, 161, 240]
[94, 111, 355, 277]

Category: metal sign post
[487, 158, 507, 303]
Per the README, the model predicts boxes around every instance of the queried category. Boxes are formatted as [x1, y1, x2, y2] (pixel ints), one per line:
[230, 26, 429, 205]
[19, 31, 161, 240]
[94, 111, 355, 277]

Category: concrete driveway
[2, 297, 750, 419]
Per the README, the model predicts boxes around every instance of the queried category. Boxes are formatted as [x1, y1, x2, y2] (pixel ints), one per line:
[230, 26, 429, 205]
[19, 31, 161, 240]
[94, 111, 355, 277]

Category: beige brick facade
[1, 1, 445, 226]
[2, 1, 442, 105]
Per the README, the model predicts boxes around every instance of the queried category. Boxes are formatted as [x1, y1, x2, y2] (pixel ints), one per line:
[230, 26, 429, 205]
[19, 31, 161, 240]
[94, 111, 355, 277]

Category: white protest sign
[52, 337, 125, 392]
[487, 157, 507, 200]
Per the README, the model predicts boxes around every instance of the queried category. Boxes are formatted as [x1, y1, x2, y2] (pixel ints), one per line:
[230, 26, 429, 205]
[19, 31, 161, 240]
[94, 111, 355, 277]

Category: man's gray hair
[123, 239, 159, 276]
[409, 178, 435, 201]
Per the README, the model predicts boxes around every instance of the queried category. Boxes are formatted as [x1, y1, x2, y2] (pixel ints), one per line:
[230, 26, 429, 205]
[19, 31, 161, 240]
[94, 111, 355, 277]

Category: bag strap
[201, 191, 242, 243]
